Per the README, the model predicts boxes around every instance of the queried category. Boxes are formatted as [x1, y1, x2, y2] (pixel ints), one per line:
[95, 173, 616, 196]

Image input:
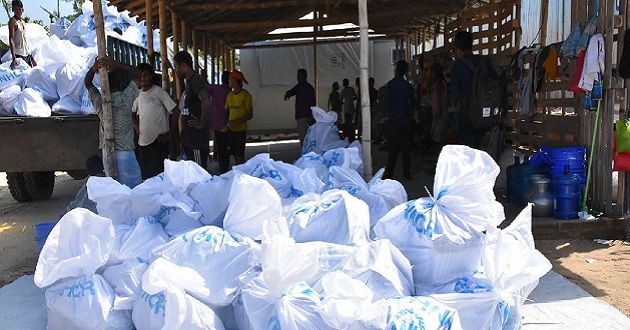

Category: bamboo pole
[193, 29, 199, 72]
[145, 0, 154, 65]
[313, 9, 319, 102]
[158, 0, 168, 90]
[171, 11, 182, 99]
[359, 0, 372, 179]
[93, 0, 118, 179]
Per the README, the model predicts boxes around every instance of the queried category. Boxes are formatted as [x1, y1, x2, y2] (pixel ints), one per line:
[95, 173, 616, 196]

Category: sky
[0, 0, 75, 25]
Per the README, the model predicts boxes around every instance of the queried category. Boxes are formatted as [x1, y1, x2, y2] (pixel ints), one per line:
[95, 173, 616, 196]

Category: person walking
[284, 69, 316, 146]
[384, 60, 416, 180]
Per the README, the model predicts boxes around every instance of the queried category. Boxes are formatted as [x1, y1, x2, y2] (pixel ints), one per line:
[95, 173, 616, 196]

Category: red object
[568, 50, 586, 93]
[613, 136, 630, 171]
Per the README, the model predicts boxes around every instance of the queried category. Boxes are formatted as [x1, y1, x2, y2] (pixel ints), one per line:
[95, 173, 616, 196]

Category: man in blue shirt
[384, 60, 416, 180]
[284, 69, 316, 146]
[450, 31, 497, 148]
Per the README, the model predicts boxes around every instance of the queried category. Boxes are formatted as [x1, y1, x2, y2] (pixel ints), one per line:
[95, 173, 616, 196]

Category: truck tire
[23, 171, 55, 201]
[67, 170, 88, 180]
[6, 172, 31, 202]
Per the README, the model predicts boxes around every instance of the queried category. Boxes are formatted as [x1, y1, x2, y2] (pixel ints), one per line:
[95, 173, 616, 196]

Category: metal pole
[359, 0, 372, 178]
[93, 0, 118, 179]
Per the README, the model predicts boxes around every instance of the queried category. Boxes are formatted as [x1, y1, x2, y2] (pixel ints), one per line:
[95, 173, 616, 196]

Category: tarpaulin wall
[241, 40, 395, 132]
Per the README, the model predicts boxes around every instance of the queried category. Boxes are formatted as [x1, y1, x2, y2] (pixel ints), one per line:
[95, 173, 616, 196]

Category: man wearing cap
[173, 51, 212, 170]
[284, 68, 316, 146]
[224, 70, 253, 166]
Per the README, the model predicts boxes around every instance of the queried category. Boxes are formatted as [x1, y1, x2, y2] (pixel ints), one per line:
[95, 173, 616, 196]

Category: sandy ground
[536, 239, 630, 317]
[0, 143, 628, 318]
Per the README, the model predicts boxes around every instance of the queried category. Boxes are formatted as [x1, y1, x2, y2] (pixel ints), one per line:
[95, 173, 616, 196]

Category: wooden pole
[540, 0, 549, 46]
[158, 0, 168, 90]
[210, 38, 216, 83]
[313, 9, 319, 103]
[203, 34, 208, 79]
[145, 0, 154, 65]
[182, 20, 188, 51]
[193, 29, 199, 72]
[93, 0, 118, 179]
[231, 48, 236, 70]
[171, 11, 182, 99]
[359, 0, 372, 179]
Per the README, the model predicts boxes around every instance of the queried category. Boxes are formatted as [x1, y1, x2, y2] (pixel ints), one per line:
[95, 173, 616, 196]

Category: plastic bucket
[34, 222, 57, 252]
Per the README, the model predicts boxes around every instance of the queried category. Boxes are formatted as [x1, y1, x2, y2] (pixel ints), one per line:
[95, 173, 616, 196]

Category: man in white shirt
[133, 63, 178, 179]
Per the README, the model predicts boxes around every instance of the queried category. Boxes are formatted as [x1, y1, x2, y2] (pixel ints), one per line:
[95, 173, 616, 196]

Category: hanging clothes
[619, 28, 630, 78]
[568, 50, 587, 93]
[578, 33, 605, 92]
[577, 15, 599, 54]
[560, 22, 582, 59]
[534, 46, 551, 93]
[543, 48, 559, 80]
[518, 48, 537, 117]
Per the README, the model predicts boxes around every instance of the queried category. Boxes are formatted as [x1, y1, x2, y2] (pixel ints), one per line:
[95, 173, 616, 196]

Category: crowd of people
[79, 27, 498, 187]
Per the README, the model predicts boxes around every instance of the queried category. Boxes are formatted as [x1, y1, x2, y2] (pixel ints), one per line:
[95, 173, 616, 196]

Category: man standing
[340, 78, 357, 125]
[450, 31, 497, 148]
[224, 70, 253, 166]
[284, 69, 316, 146]
[8, 0, 36, 68]
[132, 63, 178, 179]
[384, 60, 416, 181]
[85, 58, 142, 188]
[173, 51, 212, 170]
[208, 71, 231, 173]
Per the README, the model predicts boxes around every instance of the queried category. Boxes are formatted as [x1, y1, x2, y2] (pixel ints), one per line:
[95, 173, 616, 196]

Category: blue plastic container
[552, 169, 582, 220]
[34, 222, 57, 252]
[506, 156, 538, 206]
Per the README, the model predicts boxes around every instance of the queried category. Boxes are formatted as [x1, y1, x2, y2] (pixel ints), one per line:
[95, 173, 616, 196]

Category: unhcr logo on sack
[57, 279, 96, 298]
[403, 200, 435, 236]
[330, 53, 347, 69]
[140, 292, 166, 316]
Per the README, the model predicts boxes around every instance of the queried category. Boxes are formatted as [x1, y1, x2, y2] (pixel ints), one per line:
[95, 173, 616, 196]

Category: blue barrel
[552, 172, 582, 220]
[34, 222, 57, 252]
[551, 147, 587, 182]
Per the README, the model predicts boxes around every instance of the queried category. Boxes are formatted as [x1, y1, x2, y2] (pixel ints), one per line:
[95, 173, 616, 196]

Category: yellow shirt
[225, 89, 252, 132]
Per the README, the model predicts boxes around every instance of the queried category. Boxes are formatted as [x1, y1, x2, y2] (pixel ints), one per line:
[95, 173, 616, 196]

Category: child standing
[327, 81, 342, 124]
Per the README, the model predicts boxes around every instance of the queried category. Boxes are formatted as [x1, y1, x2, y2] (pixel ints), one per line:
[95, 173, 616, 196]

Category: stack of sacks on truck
[0, 0, 161, 117]
[33, 144, 552, 330]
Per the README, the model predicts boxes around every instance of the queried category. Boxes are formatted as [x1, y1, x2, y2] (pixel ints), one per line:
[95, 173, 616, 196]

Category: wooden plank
[171, 10, 181, 99]
[145, 0, 154, 64]
[186, 0, 357, 10]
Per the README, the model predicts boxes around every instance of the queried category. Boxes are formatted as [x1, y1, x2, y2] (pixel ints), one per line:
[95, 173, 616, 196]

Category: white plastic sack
[284, 190, 370, 245]
[150, 226, 259, 307]
[102, 258, 149, 310]
[374, 145, 505, 290]
[430, 291, 507, 330]
[80, 86, 96, 114]
[237, 236, 328, 330]
[163, 159, 212, 191]
[0, 58, 29, 90]
[142, 258, 226, 330]
[223, 172, 284, 241]
[189, 175, 234, 227]
[34, 208, 115, 288]
[64, 13, 92, 47]
[14, 87, 52, 117]
[24, 67, 58, 102]
[108, 216, 169, 266]
[233, 153, 301, 198]
[482, 205, 552, 329]
[310, 239, 414, 301]
[87, 176, 134, 226]
[56, 61, 86, 103]
[302, 106, 348, 155]
[323, 145, 363, 172]
[32, 36, 71, 75]
[288, 167, 326, 197]
[318, 271, 374, 329]
[46, 274, 133, 330]
[52, 95, 81, 114]
[350, 296, 463, 330]
[328, 166, 389, 228]
[368, 168, 408, 210]
[0, 84, 21, 116]
[132, 291, 166, 330]
[131, 173, 168, 218]
[294, 152, 330, 183]
[159, 207, 203, 237]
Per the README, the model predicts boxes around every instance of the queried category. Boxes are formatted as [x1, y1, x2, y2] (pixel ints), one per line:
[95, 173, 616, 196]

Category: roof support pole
[210, 38, 216, 83]
[203, 33, 208, 78]
[231, 48, 237, 70]
[158, 0, 168, 90]
[181, 20, 188, 51]
[359, 0, 372, 179]
[313, 9, 319, 103]
[193, 29, 199, 72]
[93, 0, 117, 179]
[145, 0, 154, 65]
[171, 11, 182, 99]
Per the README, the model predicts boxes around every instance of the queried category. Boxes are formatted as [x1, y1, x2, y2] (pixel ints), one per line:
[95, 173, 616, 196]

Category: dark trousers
[138, 139, 170, 180]
[214, 130, 230, 174]
[384, 118, 412, 179]
[183, 147, 209, 171]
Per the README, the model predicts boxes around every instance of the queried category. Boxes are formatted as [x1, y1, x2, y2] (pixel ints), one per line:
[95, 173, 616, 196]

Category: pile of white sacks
[0, 0, 160, 117]
[33, 144, 552, 330]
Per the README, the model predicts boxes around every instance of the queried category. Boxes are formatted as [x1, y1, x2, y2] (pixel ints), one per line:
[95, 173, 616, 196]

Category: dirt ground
[537, 239, 630, 317]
